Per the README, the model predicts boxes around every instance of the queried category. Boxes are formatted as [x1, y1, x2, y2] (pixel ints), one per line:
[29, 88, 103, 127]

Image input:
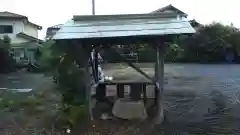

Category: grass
[0, 88, 55, 112]
[0, 85, 64, 135]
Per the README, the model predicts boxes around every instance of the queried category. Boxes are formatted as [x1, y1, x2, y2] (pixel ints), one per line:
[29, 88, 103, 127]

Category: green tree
[177, 22, 240, 63]
[38, 40, 88, 128]
[0, 36, 15, 73]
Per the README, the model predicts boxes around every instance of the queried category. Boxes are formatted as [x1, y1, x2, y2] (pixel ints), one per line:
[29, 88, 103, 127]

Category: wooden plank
[99, 81, 153, 85]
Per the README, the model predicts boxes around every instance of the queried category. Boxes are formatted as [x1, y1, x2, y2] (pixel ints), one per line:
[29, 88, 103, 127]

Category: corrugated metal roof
[53, 13, 195, 40]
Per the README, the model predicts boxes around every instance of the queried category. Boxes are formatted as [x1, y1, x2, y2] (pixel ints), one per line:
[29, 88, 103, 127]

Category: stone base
[112, 99, 148, 120]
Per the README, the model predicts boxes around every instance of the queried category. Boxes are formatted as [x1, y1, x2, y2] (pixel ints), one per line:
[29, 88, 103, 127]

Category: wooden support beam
[89, 49, 97, 82]
[155, 43, 165, 125]
[105, 45, 154, 82]
[94, 47, 99, 82]
[142, 84, 147, 104]
[86, 62, 93, 121]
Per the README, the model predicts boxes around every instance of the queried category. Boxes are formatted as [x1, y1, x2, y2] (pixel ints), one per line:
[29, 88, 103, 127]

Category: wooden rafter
[104, 45, 154, 83]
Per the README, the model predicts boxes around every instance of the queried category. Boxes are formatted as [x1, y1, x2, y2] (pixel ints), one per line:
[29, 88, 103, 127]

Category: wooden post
[155, 43, 165, 124]
[106, 46, 154, 82]
[117, 84, 124, 98]
[96, 84, 106, 101]
[154, 56, 159, 105]
[72, 40, 93, 120]
[90, 47, 97, 82]
[86, 61, 93, 120]
[142, 84, 147, 104]
[94, 47, 99, 82]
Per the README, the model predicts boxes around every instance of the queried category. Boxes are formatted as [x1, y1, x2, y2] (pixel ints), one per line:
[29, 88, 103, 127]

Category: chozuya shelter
[53, 12, 195, 123]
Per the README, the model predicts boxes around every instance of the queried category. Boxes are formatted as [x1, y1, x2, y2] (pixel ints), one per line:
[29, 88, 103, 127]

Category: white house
[0, 11, 42, 66]
[151, 4, 201, 29]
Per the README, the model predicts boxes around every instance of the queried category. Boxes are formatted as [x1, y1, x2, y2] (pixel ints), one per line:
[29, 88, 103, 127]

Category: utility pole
[92, 0, 95, 15]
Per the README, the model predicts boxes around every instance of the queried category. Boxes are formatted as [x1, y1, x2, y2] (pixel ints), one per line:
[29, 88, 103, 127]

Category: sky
[0, 0, 240, 39]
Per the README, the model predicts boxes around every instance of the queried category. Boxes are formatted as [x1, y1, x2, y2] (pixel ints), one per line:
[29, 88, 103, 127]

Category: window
[0, 25, 13, 33]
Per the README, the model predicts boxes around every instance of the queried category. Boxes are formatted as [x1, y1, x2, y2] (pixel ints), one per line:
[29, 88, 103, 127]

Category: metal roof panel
[54, 27, 195, 39]
[53, 13, 195, 40]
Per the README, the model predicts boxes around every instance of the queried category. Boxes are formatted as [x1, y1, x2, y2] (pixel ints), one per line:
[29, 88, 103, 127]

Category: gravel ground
[0, 71, 53, 90]
[1, 64, 240, 135]
[104, 63, 240, 135]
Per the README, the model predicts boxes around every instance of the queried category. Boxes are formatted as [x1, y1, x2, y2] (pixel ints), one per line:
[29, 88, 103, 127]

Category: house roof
[0, 11, 42, 30]
[53, 12, 195, 40]
[0, 11, 27, 19]
[16, 32, 43, 43]
[151, 4, 188, 17]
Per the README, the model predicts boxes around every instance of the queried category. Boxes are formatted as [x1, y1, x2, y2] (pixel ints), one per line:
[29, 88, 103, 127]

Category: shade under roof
[53, 12, 195, 40]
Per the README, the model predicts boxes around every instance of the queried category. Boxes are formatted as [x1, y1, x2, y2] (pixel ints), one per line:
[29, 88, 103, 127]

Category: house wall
[0, 19, 26, 44]
[0, 19, 40, 65]
[0, 19, 39, 44]
[24, 24, 38, 38]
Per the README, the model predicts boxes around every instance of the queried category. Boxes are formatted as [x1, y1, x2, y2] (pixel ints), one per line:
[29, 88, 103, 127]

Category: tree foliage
[103, 22, 240, 63]
[38, 41, 89, 128]
[176, 22, 240, 63]
[0, 36, 16, 73]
